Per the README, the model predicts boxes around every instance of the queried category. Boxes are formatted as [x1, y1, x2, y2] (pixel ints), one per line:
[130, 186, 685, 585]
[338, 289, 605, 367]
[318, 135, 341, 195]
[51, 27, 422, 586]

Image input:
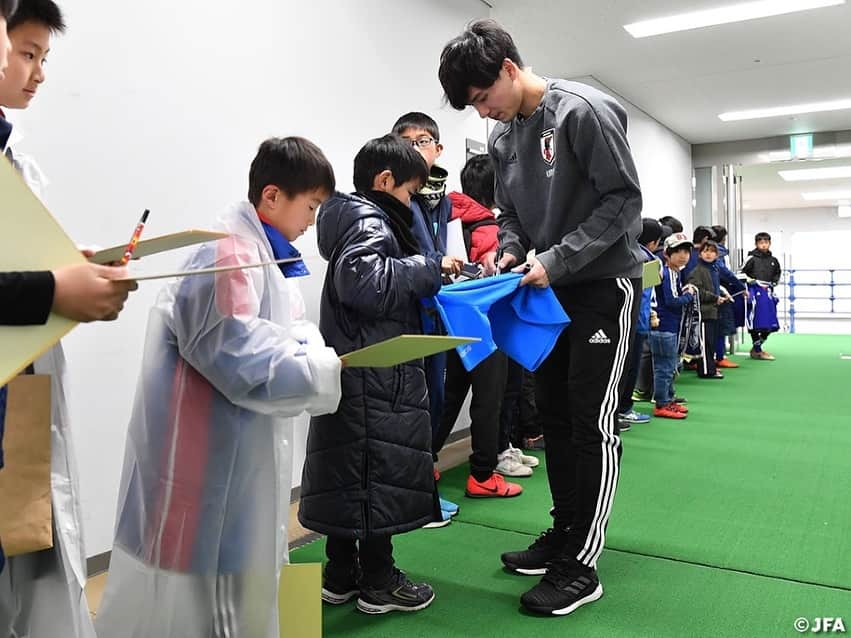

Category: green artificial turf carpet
[291, 334, 851, 636]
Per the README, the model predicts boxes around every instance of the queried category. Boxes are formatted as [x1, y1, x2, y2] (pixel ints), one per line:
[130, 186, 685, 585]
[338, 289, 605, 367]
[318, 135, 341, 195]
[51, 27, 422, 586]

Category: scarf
[360, 190, 421, 257]
[417, 165, 448, 211]
[258, 217, 310, 278]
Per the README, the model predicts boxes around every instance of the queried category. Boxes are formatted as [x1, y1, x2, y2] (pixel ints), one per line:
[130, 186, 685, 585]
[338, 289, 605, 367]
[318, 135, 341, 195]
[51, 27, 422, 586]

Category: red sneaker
[653, 403, 687, 419]
[465, 473, 523, 498]
[716, 358, 739, 369]
[669, 402, 689, 414]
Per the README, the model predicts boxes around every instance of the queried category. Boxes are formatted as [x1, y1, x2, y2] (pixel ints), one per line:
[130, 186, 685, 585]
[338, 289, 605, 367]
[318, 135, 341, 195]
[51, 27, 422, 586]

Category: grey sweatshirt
[490, 79, 644, 286]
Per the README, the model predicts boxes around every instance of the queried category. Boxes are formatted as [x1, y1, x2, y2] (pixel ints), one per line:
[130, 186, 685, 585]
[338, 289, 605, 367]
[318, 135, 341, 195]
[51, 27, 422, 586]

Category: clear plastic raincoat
[94, 202, 341, 638]
[0, 136, 95, 638]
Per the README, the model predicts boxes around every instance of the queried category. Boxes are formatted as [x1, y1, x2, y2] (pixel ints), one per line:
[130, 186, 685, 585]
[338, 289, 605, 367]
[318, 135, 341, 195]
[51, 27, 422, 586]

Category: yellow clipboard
[0, 157, 83, 387]
[88, 230, 229, 264]
[642, 259, 661, 289]
[341, 335, 479, 368]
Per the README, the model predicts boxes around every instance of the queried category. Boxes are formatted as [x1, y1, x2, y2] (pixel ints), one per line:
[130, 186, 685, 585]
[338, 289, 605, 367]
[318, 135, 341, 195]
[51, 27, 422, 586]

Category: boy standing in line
[299, 135, 442, 615]
[439, 19, 643, 617]
[391, 112, 462, 520]
[433, 153, 527, 497]
[96, 138, 342, 638]
[686, 240, 731, 379]
[0, 3, 135, 636]
[651, 233, 695, 419]
[742, 232, 781, 360]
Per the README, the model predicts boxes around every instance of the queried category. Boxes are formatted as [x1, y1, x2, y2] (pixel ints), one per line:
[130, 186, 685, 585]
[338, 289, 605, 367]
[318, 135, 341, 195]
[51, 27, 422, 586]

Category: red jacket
[448, 191, 498, 264]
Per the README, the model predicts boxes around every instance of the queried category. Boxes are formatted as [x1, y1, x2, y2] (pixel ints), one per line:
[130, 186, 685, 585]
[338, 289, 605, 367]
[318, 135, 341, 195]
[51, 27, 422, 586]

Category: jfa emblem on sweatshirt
[540, 129, 556, 165]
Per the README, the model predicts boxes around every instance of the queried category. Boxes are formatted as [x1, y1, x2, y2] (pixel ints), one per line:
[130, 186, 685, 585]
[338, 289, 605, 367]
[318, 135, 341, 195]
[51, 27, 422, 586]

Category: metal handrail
[775, 268, 851, 333]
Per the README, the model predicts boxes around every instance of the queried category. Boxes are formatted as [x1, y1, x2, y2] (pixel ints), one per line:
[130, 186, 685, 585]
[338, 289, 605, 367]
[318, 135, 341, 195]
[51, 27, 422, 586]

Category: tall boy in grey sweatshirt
[439, 18, 643, 618]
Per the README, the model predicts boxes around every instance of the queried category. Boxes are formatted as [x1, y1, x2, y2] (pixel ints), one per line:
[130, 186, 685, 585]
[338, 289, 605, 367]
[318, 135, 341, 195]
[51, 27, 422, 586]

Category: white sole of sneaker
[321, 587, 359, 605]
[504, 564, 548, 575]
[550, 583, 604, 616]
[494, 468, 534, 478]
[355, 592, 436, 614]
[422, 518, 452, 529]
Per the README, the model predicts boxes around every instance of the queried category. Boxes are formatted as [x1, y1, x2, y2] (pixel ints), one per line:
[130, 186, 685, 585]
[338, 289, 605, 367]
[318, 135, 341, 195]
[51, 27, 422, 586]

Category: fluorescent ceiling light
[719, 98, 851, 122]
[802, 190, 851, 200]
[624, 0, 844, 38]
[778, 166, 851, 181]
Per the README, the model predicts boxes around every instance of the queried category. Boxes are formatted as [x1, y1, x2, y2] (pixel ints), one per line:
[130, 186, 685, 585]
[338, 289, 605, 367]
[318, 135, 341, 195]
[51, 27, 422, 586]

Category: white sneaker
[506, 444, 540, 468]
[495, 450, 533, 477]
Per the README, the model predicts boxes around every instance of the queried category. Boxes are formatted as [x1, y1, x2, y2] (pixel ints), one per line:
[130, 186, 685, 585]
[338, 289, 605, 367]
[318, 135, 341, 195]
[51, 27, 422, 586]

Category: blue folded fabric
[260, 221, 310, 278]
[425, 273, 570, 371]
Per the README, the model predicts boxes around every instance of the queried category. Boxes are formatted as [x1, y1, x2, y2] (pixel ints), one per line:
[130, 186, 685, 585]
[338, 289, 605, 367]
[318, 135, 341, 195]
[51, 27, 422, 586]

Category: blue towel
[426, 273, 570, 371]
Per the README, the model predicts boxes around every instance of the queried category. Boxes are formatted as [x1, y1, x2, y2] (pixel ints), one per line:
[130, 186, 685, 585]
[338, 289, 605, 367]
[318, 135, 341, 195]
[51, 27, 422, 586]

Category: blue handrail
[774, 268, 851, 334]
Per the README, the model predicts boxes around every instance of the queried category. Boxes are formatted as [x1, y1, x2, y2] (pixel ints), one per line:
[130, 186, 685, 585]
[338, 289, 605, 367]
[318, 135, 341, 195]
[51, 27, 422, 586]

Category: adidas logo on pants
[588, 330, 611, 344]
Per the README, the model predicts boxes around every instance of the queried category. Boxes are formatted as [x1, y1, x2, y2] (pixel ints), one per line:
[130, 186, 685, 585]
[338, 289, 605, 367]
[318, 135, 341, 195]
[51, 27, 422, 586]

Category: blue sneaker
[617, 409, 650, 426]
[439, 496, 459, 517]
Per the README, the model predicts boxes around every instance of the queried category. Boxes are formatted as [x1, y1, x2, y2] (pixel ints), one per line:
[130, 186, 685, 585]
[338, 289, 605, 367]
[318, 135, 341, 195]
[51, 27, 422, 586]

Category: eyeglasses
[407, 137, 437, 149]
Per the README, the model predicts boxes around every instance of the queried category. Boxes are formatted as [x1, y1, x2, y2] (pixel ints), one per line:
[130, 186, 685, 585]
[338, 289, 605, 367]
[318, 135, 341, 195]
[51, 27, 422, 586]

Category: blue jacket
[426, 273, 570, 371]
[410, 195, 451, 257]
[655, 264, 694, 333]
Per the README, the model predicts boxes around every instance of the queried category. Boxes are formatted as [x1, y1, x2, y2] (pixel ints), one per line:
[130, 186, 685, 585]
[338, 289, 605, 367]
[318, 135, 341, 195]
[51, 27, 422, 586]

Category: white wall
[10, 0, 488, 558]
[573, 76, 694, 230]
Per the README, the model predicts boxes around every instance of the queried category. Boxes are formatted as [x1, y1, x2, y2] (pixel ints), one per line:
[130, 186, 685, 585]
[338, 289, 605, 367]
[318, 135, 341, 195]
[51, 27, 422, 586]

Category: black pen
[494, 248, 504, 276]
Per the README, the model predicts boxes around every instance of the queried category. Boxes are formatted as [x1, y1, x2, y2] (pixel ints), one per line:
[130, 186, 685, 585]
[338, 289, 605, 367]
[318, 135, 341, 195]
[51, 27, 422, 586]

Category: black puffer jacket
[742, 249, 781, 285]
[299, 192, 442, 538]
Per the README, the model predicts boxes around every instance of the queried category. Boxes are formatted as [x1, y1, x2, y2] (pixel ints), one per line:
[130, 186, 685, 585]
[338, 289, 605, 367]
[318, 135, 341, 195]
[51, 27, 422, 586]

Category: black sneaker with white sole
[356, 569, 435, 615]
[500, 528, 569, 575]
[321, 565, 360, 605]
[520, 556, 603, 616]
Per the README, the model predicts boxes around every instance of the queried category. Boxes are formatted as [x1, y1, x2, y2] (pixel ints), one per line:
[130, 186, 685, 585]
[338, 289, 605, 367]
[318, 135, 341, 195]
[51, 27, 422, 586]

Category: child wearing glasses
[391, 112, 463, 524]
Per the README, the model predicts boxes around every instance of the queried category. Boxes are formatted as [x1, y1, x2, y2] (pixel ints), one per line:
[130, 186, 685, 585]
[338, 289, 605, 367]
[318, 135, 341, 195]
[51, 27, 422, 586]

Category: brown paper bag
[0, 375, 53, 556]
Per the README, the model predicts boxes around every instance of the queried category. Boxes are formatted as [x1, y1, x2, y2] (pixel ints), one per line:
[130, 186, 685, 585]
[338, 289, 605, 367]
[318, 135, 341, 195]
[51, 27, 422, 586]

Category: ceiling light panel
[624, 0, 845, 38]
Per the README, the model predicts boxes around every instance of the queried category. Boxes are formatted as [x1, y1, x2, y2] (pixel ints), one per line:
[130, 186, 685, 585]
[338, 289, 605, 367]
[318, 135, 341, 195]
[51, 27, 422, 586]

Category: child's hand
[441, 256, 463, 276]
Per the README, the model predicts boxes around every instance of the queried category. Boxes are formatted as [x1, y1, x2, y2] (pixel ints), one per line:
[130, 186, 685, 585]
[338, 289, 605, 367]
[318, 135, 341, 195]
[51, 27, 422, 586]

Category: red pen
[119, 209, 150, 265]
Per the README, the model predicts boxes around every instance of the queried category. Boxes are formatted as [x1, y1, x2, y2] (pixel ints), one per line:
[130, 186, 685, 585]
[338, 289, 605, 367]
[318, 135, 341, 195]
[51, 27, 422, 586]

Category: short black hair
[755, 232, 771, 243]
[353, 134, 428, 194]
[247, 137, 335, 207]
[391, 112, 440, 142]
[460, 154, 495, 208]
[693, 226, 716, 245]
[7, 0, 65, 33]
[700, 240, 719, 254]
[439, 19, 524, 111]
[639, 218, 663, 246]
[658, 216, 683, 233]
[0, 0, 18, 20]
[712, 225, 728, 243]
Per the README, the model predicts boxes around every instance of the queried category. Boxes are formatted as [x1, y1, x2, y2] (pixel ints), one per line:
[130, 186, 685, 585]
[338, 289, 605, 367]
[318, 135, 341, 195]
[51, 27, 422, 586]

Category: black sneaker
[356, 569, 435, 614]
[501, 528, 569, 575]
[520, 556, 603, 616]
[321, 565, 360, 605]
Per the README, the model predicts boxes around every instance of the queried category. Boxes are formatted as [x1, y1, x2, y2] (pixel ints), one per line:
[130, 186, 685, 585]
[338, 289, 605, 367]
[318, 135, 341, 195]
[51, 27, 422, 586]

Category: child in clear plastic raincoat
[95, 137, 342, 638]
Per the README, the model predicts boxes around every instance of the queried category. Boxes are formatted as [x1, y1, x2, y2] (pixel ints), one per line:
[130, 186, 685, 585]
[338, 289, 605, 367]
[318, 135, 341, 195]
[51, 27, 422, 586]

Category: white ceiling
[490, 0, 851, 145]
[490, 0, 851, 211]
[740, 157, 851, 209]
